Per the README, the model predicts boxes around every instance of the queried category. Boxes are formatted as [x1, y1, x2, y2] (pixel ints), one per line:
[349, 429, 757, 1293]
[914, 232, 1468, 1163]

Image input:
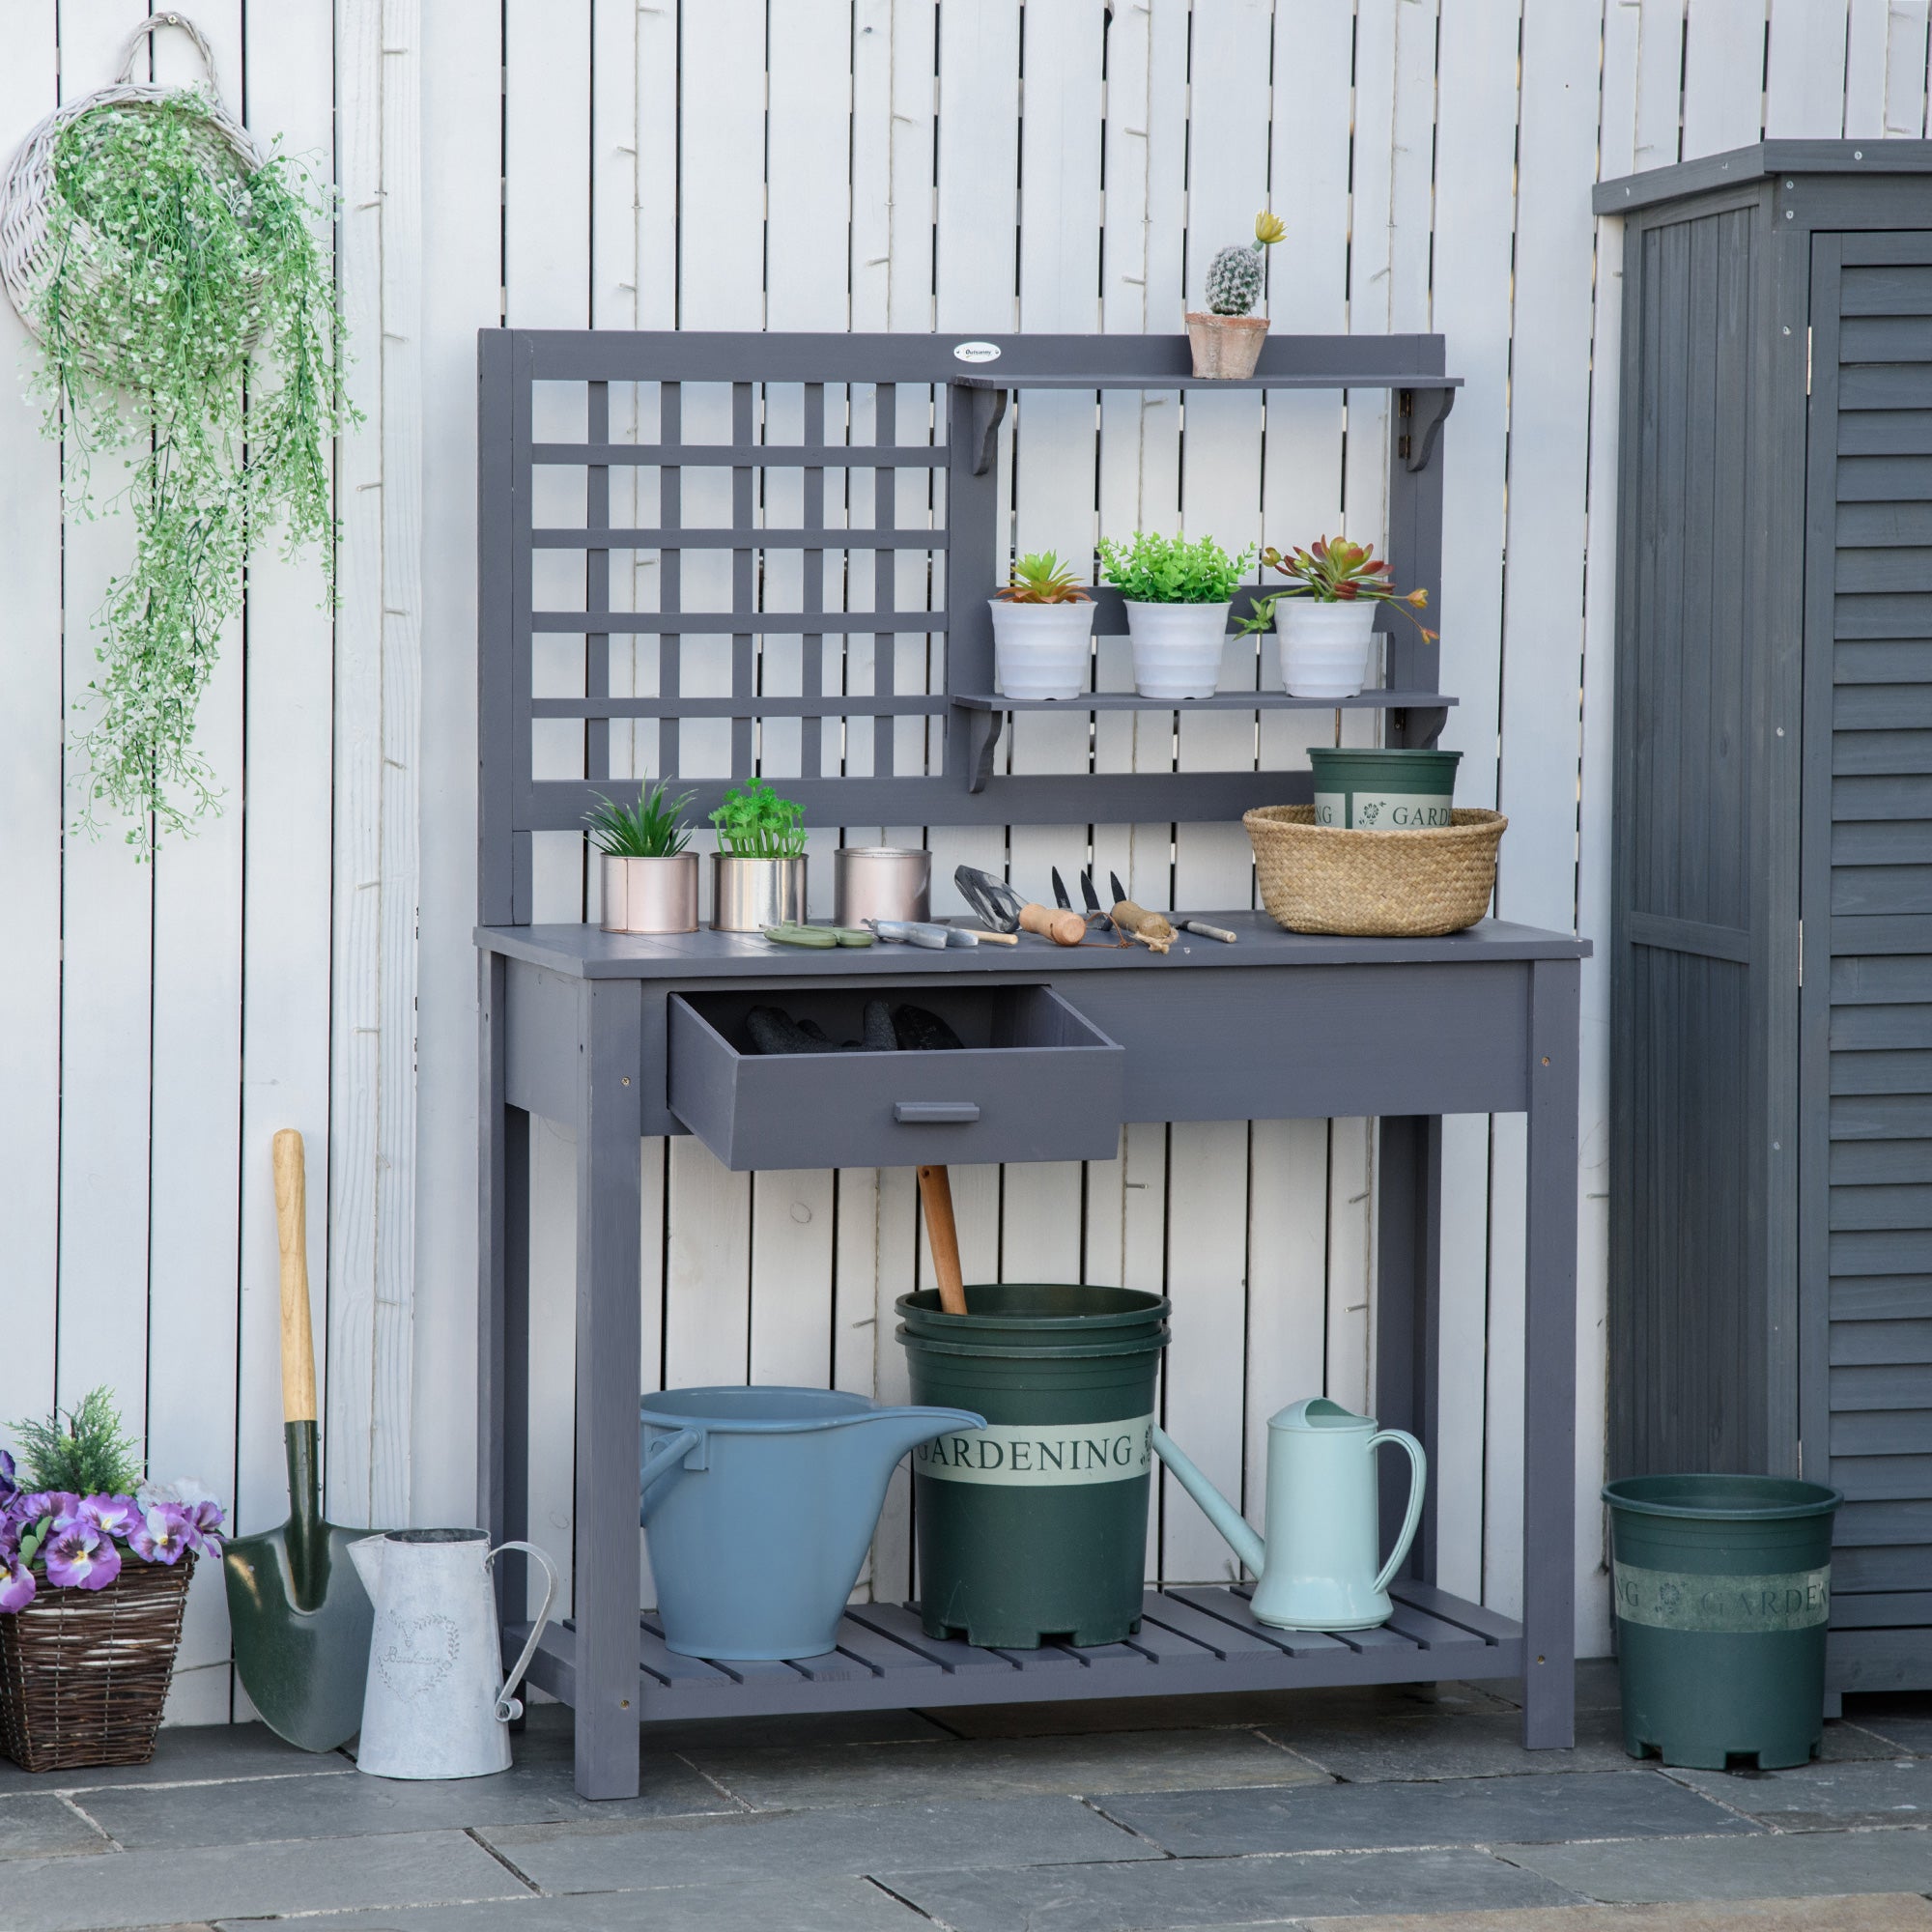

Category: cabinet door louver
[1804, 232, 1932, 1688]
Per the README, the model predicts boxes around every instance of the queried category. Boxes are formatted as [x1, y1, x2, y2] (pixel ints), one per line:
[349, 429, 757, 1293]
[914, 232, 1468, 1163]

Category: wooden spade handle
[272, 1129, 320, 1425]
[1017, 902, 1086, 947]
[916, 1166, 970, 1316]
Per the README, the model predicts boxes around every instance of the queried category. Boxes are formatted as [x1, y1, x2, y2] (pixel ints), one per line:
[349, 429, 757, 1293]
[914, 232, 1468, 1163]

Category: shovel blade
[225, 1520, 383, 1753]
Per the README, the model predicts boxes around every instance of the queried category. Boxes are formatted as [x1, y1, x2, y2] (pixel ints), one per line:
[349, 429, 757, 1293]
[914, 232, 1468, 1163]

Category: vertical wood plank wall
[2, 0, 1925, 1718]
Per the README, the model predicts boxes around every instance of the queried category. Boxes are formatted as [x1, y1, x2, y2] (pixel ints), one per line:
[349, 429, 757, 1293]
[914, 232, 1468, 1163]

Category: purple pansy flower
[19, 1492, 81, 1532]
[80, 1493, 141, 1541]
[180, 1498, 224, 1558]
[129, 1505, 190, 1566]
[43, 1523, 121, 1591]
[0, 1555, 34, 1613]
[0, 1449, 15, 1500]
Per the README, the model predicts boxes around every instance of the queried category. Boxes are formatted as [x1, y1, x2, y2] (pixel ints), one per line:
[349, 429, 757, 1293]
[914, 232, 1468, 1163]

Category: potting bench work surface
[478, 912, 1589, 1799]
[9, 1669, 1932, 1931]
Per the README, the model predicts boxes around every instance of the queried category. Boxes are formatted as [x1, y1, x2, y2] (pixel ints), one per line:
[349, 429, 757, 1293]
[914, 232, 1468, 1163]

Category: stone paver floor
[2, 1662, 1930, 1930]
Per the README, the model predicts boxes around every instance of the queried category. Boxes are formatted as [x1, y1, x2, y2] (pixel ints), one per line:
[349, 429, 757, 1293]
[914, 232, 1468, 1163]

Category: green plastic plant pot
[1307, 747, 1463, 830]
[1604, 1473, 1842, 1771]
[897, 1284, 1169, 1649]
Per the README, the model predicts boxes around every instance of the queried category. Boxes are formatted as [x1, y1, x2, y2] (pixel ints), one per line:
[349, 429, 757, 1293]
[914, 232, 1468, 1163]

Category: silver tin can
[601, 853, 700, 934]
[711, 854, 809, 931]
[834, 846, 930, 927]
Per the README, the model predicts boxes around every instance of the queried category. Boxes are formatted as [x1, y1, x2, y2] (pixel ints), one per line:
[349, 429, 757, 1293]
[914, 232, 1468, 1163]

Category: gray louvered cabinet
[1599, 144, 1932, 1693]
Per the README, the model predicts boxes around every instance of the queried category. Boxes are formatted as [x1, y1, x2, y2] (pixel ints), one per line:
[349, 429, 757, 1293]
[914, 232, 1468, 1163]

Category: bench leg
[1521, 958, 1580, 1748]
[574, 980, 644, 1799]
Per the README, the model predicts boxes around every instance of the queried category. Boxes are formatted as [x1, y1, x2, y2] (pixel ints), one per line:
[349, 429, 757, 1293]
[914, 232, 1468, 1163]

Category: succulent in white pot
[1240, 536, 1437, 700]
[989, 551, 1094, 701]
[1185, 211, 1285, 379]
[1098, 531, 1256, 701]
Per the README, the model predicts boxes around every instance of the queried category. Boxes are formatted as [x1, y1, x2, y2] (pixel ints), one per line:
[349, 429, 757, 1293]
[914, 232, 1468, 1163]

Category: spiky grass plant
[584, 777, 696, 858]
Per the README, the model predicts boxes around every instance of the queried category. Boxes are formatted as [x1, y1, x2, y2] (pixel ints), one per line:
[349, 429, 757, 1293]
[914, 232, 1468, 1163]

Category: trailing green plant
[584, 776, 696, 858]
[27, 91, 355, 852]
[1096, 531, 1255, 605]
[1236, 536, 1438, 642]
[710, 777, 808, 859]
[1203, 211, 1286, 318]
[9, 1388, 142, 1499]
[994, 551, 1090, 605]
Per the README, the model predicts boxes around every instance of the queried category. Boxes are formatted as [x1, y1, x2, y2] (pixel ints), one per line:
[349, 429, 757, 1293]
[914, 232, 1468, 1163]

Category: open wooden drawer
[666, 984, 1123, 1171]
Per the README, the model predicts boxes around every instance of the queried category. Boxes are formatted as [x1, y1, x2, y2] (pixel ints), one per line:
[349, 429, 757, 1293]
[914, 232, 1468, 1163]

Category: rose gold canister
[834, 846, 930, 927]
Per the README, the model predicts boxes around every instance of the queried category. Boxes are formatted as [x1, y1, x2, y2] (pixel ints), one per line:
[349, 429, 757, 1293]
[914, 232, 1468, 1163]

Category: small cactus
[1204, 210, 1286, 317]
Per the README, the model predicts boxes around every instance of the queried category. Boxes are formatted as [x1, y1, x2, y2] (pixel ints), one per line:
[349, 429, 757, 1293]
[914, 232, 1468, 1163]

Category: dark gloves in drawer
[745, 1001, 963, 1056]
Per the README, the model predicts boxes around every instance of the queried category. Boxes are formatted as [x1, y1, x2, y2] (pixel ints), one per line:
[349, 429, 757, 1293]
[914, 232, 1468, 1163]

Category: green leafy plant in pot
[586, 778, 699, 933]
[990, 551, 1094, 701]
[1238, 536, 1437, 699]
[1098, 531, 1255, 700]
[1, 26, 355, 855]
[709, 777, 809, 930]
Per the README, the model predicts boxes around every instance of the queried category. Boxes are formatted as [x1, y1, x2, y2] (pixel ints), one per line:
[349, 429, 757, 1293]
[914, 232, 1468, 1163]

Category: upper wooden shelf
[952, 372, 1465, 391]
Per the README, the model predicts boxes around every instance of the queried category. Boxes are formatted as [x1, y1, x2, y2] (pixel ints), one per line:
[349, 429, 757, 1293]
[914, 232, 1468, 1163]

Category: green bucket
[1307, 746, 1463, 829]
[896, 1284, 1169, 1649]
[1604, 1474, 1842, 1770]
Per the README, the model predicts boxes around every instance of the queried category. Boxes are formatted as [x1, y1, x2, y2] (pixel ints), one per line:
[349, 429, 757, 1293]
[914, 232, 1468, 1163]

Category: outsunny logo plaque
[952, 340, 1002, 363]
[915, 1414, 1155, 1487]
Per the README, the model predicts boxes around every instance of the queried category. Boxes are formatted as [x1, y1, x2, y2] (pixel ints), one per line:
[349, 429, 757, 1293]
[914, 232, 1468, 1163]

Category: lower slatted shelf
[510, 1583, 1522, 1724]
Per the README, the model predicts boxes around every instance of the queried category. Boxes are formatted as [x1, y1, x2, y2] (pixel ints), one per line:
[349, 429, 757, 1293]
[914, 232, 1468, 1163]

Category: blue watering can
[639, 1386, 983, 1660]
[1154, 1398, 1426, 1631]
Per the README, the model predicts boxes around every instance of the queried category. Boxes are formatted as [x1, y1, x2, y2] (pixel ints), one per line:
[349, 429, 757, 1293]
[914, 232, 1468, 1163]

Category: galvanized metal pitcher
[1154, 1398, 1426, 1631]
[348, 1528, 556, 1779]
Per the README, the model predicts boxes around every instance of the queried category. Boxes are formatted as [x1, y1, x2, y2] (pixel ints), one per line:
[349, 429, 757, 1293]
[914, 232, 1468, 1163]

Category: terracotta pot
[1185, 312, 1269, 380]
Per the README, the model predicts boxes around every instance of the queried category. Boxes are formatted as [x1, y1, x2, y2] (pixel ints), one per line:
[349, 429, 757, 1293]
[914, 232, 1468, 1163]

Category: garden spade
[225, 1130, 388, 1752]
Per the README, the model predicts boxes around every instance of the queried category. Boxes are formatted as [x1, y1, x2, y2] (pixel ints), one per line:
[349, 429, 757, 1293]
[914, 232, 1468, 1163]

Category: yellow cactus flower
[1254, 210, 1286, 247]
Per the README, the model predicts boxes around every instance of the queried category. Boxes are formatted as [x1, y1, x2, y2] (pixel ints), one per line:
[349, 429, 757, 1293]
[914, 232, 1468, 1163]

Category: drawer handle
[895, 1101, 981, 1125]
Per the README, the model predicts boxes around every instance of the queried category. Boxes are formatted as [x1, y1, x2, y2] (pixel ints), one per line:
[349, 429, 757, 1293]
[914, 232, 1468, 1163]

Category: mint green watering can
[1153, 1398, 1426, 1631]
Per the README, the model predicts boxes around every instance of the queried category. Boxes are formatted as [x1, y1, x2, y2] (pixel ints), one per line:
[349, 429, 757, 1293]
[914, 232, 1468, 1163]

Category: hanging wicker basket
[1244, 805, 1507, 938]
[0, 14, 267, 378]
[0, 1554, 195, 1773]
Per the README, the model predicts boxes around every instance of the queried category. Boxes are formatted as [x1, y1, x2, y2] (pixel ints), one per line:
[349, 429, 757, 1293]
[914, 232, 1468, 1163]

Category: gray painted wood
[1612, 150, 1932, 1690]
[474, 329, 1459, 917]
[509, 1580, 1521, 1725]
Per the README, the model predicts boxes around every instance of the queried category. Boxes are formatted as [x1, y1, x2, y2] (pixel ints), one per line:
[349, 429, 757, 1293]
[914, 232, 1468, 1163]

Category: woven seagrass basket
[0, 1553, 195, 1772]
[1244, 805, 1507, 937]
[0, 14, 266, 377]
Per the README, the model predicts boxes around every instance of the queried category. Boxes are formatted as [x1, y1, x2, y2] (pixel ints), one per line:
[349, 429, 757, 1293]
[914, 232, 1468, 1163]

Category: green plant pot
[1307, 747, 1463, 830]
[897, 1284, 1169, 1648]
[1603, 1474, 1842, 1770]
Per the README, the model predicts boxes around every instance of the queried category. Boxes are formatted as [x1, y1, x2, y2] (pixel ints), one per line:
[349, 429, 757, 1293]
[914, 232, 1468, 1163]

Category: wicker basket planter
[0, 15, 266, 375]
[0, 1553, 194, 1772]
[1244, 806, 1507, 938]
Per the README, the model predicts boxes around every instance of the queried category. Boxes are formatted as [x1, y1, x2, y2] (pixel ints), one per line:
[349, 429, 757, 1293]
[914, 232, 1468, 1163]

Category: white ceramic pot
[990, 598, 1094, 700]
[1278, 599, 1376, 699]
[1124, 600, 1232, 701]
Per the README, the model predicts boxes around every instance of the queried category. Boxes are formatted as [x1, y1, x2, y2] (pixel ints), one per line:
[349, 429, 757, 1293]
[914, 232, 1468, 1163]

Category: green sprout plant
[1204, 211, 1286, 318]
[10, 1387, 142, 1498]
[1097, 532, 1256, 605]
[994, 551, 1090, 604]
[1236, 536, 1438, 641]
[584, 777, 696, 858]
[710, 777, 808, 859]
[26, 93, 355, 852]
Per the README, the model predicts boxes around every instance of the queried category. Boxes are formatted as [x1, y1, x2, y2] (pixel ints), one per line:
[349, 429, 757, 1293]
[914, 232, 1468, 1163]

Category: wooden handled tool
[1018, 901, 1087, 946]
[272, 1128, 319, 1424]
[917, 1165, 970, 1316]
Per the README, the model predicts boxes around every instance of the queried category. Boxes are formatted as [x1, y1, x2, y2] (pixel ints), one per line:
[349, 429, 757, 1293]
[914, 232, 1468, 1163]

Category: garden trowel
[225, 1131, 390, 1752]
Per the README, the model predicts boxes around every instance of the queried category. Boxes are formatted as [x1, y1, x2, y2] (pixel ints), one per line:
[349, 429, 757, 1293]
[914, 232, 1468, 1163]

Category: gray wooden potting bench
[472, 329, 1589, 1800]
